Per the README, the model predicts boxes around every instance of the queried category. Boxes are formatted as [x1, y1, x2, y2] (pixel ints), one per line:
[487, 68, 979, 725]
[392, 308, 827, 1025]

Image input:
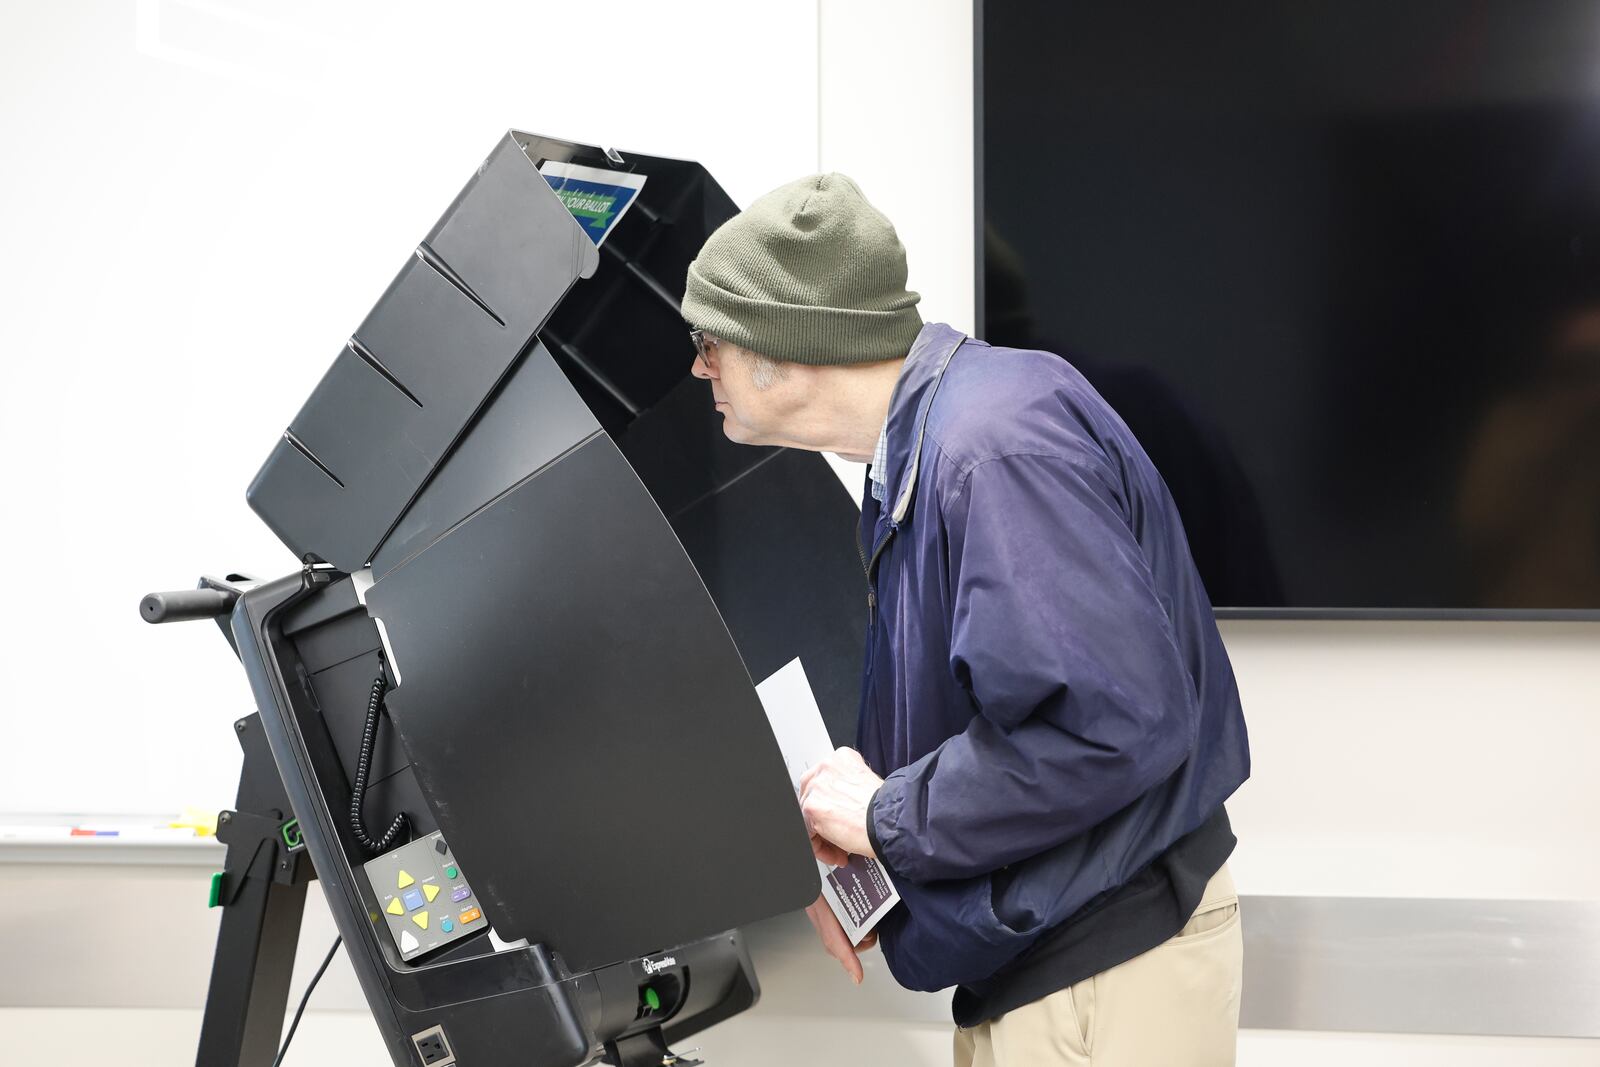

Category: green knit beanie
[683, 173, 923, 365]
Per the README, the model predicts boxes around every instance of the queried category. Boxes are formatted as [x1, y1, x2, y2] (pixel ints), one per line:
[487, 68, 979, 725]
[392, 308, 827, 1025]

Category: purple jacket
[859, 323, 1250, 992]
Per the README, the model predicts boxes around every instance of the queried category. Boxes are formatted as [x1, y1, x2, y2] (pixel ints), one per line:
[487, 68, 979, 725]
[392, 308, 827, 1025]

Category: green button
[644, 987, 660, 1012]
[445, 865, 458, 879]
[208, 871, 223, 909]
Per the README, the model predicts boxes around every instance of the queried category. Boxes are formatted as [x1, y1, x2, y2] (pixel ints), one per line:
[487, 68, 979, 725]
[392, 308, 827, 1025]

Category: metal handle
[139, 588, 239, 624]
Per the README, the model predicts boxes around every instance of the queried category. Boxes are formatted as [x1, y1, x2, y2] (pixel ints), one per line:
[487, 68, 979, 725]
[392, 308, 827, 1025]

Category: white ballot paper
[756, 658, 900, 946]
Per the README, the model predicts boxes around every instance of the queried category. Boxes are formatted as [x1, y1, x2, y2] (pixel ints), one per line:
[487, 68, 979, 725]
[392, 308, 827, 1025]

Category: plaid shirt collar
[868, 423, 890, 502]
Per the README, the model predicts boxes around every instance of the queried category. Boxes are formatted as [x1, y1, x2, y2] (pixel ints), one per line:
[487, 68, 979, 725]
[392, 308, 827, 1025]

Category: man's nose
[690, 354, 712, 380]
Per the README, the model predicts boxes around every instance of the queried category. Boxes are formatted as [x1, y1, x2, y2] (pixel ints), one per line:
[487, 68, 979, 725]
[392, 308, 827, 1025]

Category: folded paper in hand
[756, 658, 900, 946]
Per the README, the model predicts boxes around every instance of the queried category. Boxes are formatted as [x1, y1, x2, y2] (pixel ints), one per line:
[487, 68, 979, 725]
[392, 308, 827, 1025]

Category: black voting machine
[141, 132, 869, 1067]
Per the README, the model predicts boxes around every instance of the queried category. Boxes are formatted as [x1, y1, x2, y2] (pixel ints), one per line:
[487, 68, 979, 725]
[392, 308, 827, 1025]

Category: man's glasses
[690, 328, 718, 371]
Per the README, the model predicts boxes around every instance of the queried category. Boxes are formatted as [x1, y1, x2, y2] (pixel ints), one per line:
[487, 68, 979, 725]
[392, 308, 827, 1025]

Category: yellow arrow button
[397, 870, 415, 889]
[423, 883, 440, 902]
[386, 898, 404, 916]
[412, 912, 429, 930]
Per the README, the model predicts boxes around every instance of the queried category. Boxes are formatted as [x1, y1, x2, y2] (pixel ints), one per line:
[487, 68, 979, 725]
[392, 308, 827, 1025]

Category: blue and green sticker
[540, 160, 648, 247]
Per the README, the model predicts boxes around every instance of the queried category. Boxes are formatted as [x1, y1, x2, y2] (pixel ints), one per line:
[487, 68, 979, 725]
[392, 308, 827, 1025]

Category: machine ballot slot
[364, 830, 486, 960]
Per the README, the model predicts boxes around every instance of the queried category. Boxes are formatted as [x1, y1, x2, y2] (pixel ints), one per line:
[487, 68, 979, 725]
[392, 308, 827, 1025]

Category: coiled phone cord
[350, 673, 409, 853]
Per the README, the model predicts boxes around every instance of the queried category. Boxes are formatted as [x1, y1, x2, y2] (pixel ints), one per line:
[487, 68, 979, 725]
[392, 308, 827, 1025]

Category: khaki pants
[953, 864, 1242, 1067]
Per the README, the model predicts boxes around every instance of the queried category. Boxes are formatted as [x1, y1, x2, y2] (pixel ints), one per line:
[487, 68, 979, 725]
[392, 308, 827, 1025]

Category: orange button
[458, 906, 482, 924]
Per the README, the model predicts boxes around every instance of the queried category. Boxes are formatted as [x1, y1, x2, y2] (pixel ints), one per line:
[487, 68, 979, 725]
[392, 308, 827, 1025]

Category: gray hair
[722, 341, 790, 390]
[740, 348, 790, 390]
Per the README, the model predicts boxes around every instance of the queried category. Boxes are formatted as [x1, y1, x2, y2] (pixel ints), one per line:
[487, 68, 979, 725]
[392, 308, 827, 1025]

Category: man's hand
[809, 832, 850, 869]
[799, 747, 884, 862]
[804, 893, 878, 984]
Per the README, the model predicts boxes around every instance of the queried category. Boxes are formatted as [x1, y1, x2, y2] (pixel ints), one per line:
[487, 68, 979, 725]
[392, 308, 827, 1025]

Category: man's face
[689, 333, 809, 448]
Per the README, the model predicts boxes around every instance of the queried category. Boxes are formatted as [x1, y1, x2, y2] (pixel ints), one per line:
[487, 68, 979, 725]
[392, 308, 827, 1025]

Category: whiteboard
[0, 0, 818, 815]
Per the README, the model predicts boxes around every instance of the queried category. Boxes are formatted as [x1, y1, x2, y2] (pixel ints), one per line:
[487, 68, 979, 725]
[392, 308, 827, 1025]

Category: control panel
[363, 830, 486, 960]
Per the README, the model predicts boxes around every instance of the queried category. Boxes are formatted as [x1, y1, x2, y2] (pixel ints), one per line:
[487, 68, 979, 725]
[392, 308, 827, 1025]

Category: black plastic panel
[247, 132, 600, 572]
[364, 433, 818, 973]
[371, 343, 600, 578]
[533, 150, 739, 438]
[620, 379, 867, 746]
[523, 151, 871, 747]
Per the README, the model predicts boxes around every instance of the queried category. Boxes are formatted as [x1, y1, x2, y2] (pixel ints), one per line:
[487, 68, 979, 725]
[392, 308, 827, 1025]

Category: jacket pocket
[880, 872, 1041, 992]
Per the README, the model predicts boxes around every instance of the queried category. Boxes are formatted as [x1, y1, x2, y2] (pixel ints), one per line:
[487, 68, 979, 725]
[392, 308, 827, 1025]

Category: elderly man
[683, 173, 1251, 1067]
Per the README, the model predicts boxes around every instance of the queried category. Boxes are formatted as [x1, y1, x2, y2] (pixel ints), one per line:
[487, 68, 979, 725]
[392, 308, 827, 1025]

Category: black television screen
[979, 1, 1600, 615]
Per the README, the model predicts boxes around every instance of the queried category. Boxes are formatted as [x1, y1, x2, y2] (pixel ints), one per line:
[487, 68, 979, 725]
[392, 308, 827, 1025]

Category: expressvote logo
[641, 955, 677, 975]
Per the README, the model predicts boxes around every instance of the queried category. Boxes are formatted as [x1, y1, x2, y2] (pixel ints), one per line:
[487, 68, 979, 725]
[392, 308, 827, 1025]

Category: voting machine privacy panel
[151, 132, 868, 1067]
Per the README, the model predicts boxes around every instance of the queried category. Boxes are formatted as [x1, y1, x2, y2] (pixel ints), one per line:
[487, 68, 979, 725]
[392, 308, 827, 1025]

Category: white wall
[814, 0, 975, 495]
[818, 0, 975, 335]
[1222, 619, 1600, 901]
[0, 0, 818, 815]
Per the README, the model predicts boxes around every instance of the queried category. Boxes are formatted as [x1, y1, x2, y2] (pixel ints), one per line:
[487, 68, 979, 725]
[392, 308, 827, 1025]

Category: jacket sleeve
[869, 450, 1199, 885]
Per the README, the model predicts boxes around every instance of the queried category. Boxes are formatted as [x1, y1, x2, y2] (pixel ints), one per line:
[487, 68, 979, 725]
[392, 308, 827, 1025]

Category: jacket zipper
[856, 521, 896, 626]
[855, 527, 873, 616]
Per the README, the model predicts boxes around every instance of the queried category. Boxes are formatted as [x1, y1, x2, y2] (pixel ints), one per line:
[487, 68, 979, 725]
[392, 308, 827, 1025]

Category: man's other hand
[810, 832, 851, 868]
[799, 747, 884, 861]
[804, 894, 878, 984]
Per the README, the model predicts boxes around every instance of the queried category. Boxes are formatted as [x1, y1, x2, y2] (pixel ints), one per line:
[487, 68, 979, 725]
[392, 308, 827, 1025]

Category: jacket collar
[878, 323, 968, 527]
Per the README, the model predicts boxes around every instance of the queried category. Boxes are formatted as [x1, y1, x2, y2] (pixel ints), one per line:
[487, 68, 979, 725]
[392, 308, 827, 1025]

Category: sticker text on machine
[642, 955, 677, 975]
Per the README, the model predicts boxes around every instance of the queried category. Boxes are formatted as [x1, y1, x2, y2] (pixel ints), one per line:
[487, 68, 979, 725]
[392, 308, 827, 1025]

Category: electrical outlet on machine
[411, 1025, 454, 1066]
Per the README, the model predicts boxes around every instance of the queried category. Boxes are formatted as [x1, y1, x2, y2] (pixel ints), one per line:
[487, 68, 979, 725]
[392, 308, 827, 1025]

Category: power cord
[351, 674, 409, 853]
[271, 935, 342, 1067]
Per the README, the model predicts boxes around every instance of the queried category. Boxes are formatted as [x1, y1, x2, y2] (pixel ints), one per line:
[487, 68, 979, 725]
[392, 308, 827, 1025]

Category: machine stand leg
[195, 713, 318, 1067]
